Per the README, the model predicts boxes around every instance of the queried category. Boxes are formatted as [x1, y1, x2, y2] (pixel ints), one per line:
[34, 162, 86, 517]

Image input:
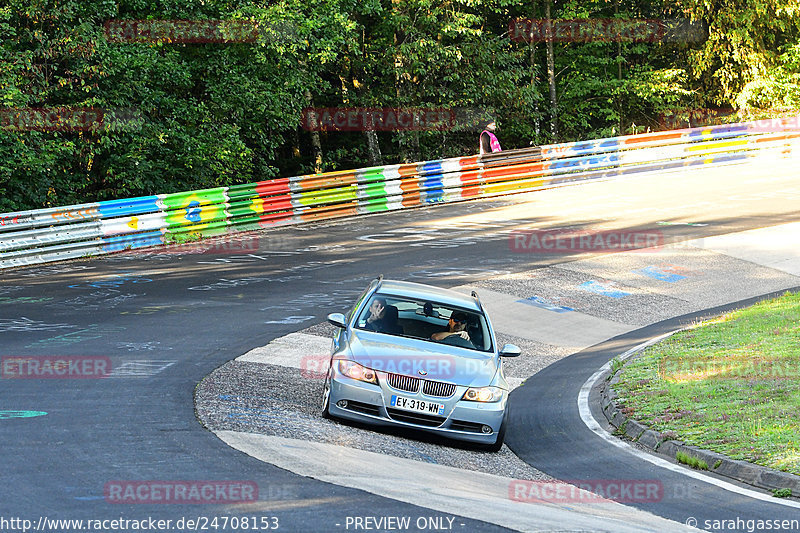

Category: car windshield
[355, 293, 493, 352]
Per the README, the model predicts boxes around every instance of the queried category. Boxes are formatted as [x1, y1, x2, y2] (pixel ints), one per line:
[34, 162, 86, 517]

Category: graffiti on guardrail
[2, 119, 799, 271]
[0, 214, 31, 226]
[50, 207, 100, 222]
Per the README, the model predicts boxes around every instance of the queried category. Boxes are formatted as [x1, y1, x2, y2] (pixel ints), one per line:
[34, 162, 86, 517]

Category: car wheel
[321, 371, 332, 419]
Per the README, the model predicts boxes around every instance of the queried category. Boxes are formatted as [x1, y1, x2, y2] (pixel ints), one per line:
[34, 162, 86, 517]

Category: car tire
[321, 371, 333, 419]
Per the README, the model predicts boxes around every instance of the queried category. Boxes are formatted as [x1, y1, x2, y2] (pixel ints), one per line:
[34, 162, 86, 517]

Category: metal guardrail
[1, 119, 799, 269]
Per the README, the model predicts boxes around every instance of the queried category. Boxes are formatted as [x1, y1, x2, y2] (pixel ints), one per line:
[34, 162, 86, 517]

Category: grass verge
[612, 291, 800, 476]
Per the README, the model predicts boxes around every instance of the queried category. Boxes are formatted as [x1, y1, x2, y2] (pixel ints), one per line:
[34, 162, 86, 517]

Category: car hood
[344, 330, 499, 388]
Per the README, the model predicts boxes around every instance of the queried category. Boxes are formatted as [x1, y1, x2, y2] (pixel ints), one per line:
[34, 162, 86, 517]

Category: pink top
[480, 130, 502, 154]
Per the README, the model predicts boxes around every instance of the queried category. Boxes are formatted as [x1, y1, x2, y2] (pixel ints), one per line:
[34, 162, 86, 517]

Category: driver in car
[431, 311, 472, 346]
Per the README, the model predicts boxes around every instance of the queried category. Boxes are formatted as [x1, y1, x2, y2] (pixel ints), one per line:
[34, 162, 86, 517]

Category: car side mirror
[327, 313, 347, 329]
[499, 344, 521, 357]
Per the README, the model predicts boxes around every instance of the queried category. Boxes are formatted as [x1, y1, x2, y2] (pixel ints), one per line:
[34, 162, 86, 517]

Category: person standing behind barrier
[479, 120, 502, 154]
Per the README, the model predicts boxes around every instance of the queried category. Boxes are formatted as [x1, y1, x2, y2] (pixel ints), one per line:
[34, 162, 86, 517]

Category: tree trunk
[530, 1, 540, 138]
[304, 89, 323, 173]
[365, 129, 382, 166]
[339, 74, 383, 166]
[545, 0, 558, 140]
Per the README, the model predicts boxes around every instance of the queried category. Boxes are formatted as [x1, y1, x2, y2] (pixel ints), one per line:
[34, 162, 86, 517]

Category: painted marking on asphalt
[264, 316, 315, 325]
[635, 266, 688, 283]
[578, 334, 800, 510]
[0, 410, 47, 419]
[657, 221, 708, 227]
[516, 296, 574, 313]
[578, 280, 630, 298]
[107, 360, 177, 378]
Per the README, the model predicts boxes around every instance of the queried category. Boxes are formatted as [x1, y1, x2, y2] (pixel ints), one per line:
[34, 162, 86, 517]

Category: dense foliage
[1, 0, 798, 211]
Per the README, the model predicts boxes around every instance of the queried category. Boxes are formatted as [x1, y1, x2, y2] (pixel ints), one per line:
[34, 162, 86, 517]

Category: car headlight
[337, 360, 378, 385]
[462, 386, 503, 403]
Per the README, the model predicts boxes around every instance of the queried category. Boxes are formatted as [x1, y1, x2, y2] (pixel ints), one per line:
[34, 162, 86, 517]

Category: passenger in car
[364, 298, 403, 335]
[431, 311, 472, 346]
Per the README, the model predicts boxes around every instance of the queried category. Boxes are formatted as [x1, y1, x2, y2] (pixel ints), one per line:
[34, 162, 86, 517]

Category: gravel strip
[494, 331, 575, 380]
[475, 266, 692, 325]
[300, 321, 339, 338]
[196, 360, 551, 481]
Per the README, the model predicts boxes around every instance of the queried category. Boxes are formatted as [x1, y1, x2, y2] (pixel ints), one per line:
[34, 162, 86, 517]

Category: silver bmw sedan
[323, 276, 521, 451]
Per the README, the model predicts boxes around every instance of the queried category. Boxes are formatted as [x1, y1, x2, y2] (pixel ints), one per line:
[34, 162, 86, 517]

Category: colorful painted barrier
[1, 118, 799, 269]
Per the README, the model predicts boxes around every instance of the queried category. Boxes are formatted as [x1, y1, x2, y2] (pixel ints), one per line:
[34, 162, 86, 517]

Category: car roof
[375, 279, 482, 312]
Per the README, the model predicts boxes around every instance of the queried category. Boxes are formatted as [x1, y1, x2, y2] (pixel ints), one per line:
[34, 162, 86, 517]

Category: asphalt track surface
[1, 162, 799, 532]
[507, 294, 800, 530]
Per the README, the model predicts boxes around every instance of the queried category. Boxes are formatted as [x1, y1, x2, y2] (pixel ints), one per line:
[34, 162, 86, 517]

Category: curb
[598, 347, 800, 499]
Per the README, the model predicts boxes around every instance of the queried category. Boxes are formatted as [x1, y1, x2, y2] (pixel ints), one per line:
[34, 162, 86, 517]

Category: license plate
[390, 395, 445, 416]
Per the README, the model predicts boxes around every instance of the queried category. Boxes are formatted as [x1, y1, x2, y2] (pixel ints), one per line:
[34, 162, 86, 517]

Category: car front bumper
[328, 371, 507, 445]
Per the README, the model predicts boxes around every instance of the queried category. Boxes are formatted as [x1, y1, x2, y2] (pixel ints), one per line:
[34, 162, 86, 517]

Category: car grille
[387, 373, 456, 398]
[422, 380, 457, 398]
[386, 408, 446, 427]
[387, 373, 420, 393]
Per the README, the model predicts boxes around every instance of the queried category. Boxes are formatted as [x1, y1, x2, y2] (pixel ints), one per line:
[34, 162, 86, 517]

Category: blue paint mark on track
[517, 296, 574, 313]
[0, 410, 48, 419]
[636, 266, 687, 283]
[578, 281, 630, 298]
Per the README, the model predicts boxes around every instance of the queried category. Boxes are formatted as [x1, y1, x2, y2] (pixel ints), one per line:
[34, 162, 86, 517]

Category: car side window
[347, 283, 375, 323]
